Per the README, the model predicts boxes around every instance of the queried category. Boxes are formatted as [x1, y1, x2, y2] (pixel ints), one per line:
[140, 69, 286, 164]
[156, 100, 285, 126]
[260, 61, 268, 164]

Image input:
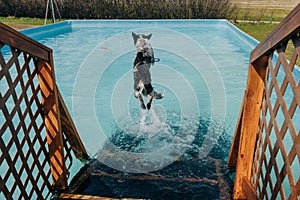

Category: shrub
[0, 0, 237, 19]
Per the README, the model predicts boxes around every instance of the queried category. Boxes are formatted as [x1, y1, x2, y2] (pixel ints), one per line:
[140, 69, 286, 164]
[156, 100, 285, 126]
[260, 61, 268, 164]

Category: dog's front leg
[135, 90, 146, 109]
[138, 94, 146, 109]
[147, 95, 153, 110]
[135, 84, 146, 109]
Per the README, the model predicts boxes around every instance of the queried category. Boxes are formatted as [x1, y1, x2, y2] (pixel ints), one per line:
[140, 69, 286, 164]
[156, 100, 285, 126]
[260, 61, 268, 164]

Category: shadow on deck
[59, 158, 232, 200]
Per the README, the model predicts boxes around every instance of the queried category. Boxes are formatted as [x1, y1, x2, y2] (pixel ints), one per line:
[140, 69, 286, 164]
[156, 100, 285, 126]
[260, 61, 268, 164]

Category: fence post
[233, 56, 267, 199]
[37, 59, 67, 189]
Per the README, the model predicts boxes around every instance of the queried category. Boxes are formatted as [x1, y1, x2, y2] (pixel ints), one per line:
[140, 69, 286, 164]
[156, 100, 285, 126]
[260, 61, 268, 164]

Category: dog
[132, 32, 164, 110]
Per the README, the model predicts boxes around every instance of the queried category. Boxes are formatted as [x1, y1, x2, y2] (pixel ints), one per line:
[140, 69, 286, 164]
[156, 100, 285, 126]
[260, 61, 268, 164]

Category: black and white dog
[132, 32, 164, 110]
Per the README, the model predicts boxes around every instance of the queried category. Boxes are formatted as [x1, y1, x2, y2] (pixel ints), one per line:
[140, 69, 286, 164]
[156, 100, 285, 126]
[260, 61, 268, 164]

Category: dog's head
[132, 32, 153, 57]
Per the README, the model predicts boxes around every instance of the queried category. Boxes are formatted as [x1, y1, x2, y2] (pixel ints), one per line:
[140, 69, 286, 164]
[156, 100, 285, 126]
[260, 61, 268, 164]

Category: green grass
[231, 7, 291, 22]
[0, 16, 63, 28]
[232, 22, 300, 66]
[1, 16, 44, 25]
[232, 22, 278, 41]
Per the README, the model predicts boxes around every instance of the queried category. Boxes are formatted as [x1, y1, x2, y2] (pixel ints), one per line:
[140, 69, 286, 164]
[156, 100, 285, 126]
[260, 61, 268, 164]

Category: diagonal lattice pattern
[252, 35, 300, 200]
[0, 38, 75, 200]
[0, 45, 53, 199]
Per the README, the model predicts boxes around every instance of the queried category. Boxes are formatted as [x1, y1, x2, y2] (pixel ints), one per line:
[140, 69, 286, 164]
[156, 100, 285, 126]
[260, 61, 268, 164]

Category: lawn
[232, 22, 278, 41]
[0, 16, 61, 29]
[231, 7, 291, 22]
[233, 21, 299, 66]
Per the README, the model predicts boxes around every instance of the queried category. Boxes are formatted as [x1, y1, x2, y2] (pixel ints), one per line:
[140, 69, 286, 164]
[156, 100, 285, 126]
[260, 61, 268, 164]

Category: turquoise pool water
[21, 20, 254, 157]
[20, 20, 254, 176]
[4, 19, 298, 199]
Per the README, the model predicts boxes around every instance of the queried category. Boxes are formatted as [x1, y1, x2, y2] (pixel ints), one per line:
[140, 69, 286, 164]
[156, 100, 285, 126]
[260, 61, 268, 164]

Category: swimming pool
[13, 19, 299, 198]
[20, 20, 256, 173]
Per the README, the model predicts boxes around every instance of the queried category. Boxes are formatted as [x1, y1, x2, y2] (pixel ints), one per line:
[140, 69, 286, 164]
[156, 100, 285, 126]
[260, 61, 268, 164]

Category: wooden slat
[292, 34, 300, 57]
[59, 193, 142, 200]
[278, 52, 300, 107]
[233, 56, 267, 199]
[0, 22, 51, 62]
[252, 100, 265, 189]
[215, 159, 231, 199]
[294, 179, 300, 199]
[57, 89, 90, 161]
[250, 3, 300, 64]
[37, 60, 67, 189]
[90, 171, 218, 186]
[242, 177, 259, 200]
[228, 93, 245, 167]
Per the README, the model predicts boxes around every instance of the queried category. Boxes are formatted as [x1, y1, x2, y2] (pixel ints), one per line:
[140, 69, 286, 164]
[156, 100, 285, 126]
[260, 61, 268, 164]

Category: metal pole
[51, 0, 56, 23]
[54, 0, 62, 19]
[44, 0, 50, 25]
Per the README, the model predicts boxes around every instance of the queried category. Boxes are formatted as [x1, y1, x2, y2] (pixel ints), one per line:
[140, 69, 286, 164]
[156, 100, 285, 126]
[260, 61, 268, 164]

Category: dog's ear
[145, 34, 152, 40]
[132, 32, 139, 44]
[132, 32, 138, 38]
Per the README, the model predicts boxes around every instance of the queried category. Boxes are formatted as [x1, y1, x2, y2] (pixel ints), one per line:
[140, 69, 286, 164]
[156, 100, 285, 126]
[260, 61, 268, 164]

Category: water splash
[86, 109, 234, 199]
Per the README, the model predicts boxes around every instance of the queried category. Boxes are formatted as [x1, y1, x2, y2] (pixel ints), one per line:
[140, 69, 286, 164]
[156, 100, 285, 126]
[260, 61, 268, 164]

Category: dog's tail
[151, 90, 164, 99]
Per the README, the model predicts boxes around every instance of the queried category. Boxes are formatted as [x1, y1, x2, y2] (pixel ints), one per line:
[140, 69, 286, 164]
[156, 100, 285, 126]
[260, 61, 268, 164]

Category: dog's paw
[147, 103, 151, 110]
[141, 104, 146, 110]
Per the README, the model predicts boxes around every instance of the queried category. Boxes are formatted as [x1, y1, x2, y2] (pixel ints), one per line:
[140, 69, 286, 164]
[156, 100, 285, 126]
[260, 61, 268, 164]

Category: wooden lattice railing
[228, 3, 300, 200]
[0, 22, 89, 199]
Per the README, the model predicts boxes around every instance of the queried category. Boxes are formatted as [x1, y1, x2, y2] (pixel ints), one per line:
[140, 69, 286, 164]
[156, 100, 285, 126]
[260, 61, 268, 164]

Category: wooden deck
[57, 158, 231, 200]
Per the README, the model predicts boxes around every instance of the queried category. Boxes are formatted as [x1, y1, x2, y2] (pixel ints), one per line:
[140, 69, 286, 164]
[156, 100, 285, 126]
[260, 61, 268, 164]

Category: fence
[228, 3, 300, 200]
[0, 22, 89, 199]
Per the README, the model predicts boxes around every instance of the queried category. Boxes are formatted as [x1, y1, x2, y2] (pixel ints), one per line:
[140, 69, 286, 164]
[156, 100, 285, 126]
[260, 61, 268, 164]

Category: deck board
[64, 158, 233, 199]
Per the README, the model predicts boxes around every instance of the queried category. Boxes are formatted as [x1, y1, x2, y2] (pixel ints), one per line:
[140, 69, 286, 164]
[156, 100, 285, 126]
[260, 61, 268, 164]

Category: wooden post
[233, 56, 267, 199]
[37, 60, 67, 189]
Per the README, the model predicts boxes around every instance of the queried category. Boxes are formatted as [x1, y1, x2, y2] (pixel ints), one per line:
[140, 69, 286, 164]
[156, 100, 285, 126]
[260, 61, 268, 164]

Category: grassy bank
[232, 22, 277, 41]
[230, 0, 297, 22]
[232, 7, 290, 22]
[233, 22, 299, 66]
[0, 16, 62, 29]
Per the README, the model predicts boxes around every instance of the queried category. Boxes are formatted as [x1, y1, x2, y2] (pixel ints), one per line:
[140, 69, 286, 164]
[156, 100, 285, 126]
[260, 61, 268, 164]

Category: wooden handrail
[250, 3, 300, 63]
[0, 22, 52, 62]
